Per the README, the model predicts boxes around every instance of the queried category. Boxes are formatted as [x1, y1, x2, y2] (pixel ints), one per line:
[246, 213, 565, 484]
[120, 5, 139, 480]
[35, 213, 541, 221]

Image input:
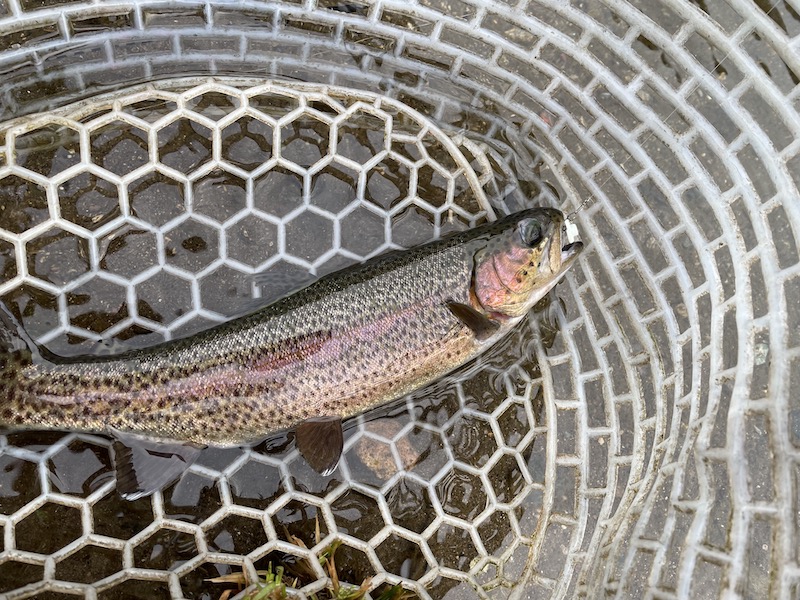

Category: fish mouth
[546, 213, 583, 275]
[560, 240, 584, 268]
[544, 211, 569, 273]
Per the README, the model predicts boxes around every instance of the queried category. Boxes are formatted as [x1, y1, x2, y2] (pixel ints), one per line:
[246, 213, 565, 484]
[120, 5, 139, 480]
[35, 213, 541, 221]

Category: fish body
[3, 242, 479, 445]
[0, 208, 582, 493]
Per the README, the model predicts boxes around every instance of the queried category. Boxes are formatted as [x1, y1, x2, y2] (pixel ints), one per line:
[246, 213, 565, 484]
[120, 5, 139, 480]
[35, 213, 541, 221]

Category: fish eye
[519, 220, 543, 247]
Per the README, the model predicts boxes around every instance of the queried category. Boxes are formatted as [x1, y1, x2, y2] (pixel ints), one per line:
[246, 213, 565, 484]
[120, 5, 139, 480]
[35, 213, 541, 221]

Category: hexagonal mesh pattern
[0, 79, 495, 350]
[0, 1, 799, 599]
[0, 79, 539, 599]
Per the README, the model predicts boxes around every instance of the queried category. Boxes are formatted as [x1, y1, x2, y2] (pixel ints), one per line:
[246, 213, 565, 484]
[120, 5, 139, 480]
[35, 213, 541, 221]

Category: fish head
[473, 208, 583, 319]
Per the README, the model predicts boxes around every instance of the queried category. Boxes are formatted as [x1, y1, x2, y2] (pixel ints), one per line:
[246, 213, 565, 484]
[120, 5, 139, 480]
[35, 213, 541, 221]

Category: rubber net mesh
[0, 1, 798, 599]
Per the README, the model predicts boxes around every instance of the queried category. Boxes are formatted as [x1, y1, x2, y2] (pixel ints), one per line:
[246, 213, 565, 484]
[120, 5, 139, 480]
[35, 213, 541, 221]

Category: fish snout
[558, 215, 584, 271]
[560, 240, 584, 268]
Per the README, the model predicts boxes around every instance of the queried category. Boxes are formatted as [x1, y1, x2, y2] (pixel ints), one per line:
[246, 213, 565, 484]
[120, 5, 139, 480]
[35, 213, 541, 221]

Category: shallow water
[0, 77, 567, 598]
[2, 1, 800, 599]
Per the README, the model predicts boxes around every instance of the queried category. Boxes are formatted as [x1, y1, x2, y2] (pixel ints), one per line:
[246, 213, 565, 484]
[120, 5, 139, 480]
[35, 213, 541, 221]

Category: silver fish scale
[0, 1, 799, 599]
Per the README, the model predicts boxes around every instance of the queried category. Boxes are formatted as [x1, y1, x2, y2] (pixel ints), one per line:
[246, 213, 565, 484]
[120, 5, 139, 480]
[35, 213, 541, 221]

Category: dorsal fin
[0, 303, 45, 359]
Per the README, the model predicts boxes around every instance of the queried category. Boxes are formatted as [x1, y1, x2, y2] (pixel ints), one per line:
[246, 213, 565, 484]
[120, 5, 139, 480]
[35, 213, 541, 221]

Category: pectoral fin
[446, 301, 500, 341]
[110, 429, 203, 500]
[295, 416, 343, 476]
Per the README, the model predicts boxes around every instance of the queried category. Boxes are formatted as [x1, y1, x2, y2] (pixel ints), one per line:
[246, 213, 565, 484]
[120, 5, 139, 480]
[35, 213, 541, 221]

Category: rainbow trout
[0, 208, 582, 498]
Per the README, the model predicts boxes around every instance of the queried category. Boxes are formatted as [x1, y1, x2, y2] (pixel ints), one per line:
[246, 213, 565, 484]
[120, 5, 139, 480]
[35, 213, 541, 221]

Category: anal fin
[446, 301, 501, 341]
[110, 429, 203, 500]
[295, 416, 343, 476]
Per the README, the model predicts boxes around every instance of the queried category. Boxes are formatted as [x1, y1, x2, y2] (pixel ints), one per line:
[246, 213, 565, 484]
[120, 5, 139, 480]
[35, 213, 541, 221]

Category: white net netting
[0, 1, 798, 599]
